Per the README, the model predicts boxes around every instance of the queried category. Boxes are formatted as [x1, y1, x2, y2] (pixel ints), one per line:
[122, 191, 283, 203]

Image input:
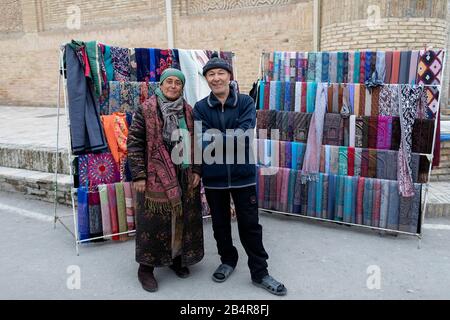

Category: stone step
[0, 166, 73, 206]
[0, 166, 448, 218]
[0, 143, 70, 175]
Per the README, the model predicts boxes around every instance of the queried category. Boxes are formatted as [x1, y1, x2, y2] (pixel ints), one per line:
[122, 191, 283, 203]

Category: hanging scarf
[98, 184, 111, 238]
[385, 51, 393, 84]
[115, 182, 128, 241]
[416, 49, 444, 85]
[329, 52, 338, 83]
[398, 51, 411, 84]
[302, 83, 327, 180]
[107, 183, 120, 241]
[387, 180, 400, 230]
[372, 180, 381, 227]
[398, 85, 423, 197]
[354, 148, 362, 177]
[322, 52, 330, 82]
[355, 177, 364, 224]
[399, 184, 422, 233]
[363, 178, 373, 226]
[379, 180, 390, 229]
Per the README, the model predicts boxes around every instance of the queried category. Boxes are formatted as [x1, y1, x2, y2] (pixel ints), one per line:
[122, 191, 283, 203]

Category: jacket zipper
[220, 104, 231, 188]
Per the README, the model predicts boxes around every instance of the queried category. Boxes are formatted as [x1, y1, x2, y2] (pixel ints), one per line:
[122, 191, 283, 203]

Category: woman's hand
[133, 179, 146, 193]
[191, 173, 201, 188]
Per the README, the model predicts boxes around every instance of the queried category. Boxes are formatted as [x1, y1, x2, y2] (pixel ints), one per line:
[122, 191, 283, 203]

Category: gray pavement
[1, 190, 450, 300]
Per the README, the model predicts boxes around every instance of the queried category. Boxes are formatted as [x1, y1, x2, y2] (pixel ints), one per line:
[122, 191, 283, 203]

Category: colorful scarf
[399, 184, 422, 233]
[323, 113, 343, 146]
[386, 180, 400, 230]
[307, 52, 316, 82]
[315, 52, 323, 83]
[368, 149, 377, 178]
[302, 83, 327, 178]
[337, 52, 344, 83]
[123, 182, 135, 232]
[114, 182, 128, 240]
[416, 50, 444, 85]
[334, 175, 345, 221]
[315, 173, 324, 217]
[321, 174, 329, 219]
[77, 187, 90, 241]
[379, 180, 390, 229]
[338, 146, 348, 175]
[329, 52, 337, 83]
[390, 51, 401, 84]
[293, 112, 311, 143]
[398, 51, 411, 84]
[110, 46, 130, 81]
[363, 178, 373, 226]
[391, 116, 401, 150]
[367, 116, 378, 149]
[343, 176, 354, 223]
[98, 184, 111, 237]
[375, 116, 392, 149]
[408, 50, 420, 84]
[78, 153, 120, 188]
[385, 51, 392, 84]
[372, 179, 381, 227]
[269, 81, 277, 110]
[287, 169, 297, 213]
[306, 82, 318, 113]
[88, 191, 102, 237]
[295, 82, 302, 112]
[101, 113, 129, 180]
[107, 183, 119, 240]
[398, 85, 423, 197]
[327, 174, 336, 220]
[322, 52, 330, 82]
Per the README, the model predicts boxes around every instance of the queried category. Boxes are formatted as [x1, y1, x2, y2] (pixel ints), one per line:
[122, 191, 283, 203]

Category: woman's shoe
[138, 264, 158, 292]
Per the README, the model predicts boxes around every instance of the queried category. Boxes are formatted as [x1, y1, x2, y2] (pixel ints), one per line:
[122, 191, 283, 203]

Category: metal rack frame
[255, 49, 447, 248]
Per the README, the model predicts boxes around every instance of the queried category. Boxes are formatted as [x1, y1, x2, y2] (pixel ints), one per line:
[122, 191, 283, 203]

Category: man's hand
[191, 173, 201, 188]
[133, 179, 146, 193]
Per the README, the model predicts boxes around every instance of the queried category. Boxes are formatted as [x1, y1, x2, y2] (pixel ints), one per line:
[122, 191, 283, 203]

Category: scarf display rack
[54, 41, 236, 255]
[254, 49, 446, 247]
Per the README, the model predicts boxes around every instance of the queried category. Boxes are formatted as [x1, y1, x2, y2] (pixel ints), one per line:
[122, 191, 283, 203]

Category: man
[193, 53, 287, 296]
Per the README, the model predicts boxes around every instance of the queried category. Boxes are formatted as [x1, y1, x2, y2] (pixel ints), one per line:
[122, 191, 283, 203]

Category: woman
[127, 68, 203, 292]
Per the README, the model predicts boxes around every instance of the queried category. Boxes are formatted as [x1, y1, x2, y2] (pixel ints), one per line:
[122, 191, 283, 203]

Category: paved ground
[1, 190, 450, 300]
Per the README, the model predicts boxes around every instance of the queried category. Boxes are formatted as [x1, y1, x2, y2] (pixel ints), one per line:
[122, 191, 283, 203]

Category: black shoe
[138, 264, 158, 292]
[169, 264, 190, 278]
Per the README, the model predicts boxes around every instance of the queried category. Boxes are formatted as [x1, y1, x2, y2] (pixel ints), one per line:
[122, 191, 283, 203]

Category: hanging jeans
[205, 185, 269, 282]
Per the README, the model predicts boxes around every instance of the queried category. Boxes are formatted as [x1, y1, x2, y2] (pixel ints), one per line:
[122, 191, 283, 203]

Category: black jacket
[193, 83, 256, 188]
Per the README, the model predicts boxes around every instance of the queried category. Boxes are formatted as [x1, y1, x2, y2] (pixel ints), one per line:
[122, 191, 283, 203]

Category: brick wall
[0, 0, 312, 106]
[173, 0, 313, 93]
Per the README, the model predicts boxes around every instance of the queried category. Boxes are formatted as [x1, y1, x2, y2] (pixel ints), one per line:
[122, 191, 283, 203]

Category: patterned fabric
[101, 113, 129, 181]
[323, 113, 343, 146]
[110, 46, 130, 81]
[98, 184, 112, 237]
[78, 153, 120, 188]
[398, 85, 423, 197]
[416, 50, 445, 85]
[129, 48, 137, 81]
[378, 85, 399, 116]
